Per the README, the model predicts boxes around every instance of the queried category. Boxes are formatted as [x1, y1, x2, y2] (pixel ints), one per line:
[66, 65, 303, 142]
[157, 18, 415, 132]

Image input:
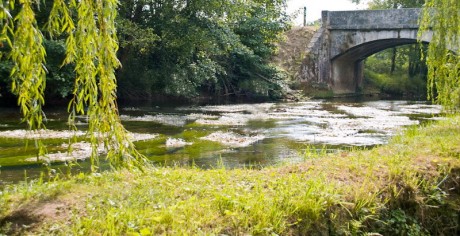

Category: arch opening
[330, 38, 430, 94]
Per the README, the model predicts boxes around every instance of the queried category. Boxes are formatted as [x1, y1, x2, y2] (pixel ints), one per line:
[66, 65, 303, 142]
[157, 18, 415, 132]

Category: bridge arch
[301, 8, 433, 95]
[331, 37, 431, 94]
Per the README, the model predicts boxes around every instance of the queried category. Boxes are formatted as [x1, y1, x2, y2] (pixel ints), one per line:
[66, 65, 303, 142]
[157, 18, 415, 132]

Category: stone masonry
[300, 8, 432, 94]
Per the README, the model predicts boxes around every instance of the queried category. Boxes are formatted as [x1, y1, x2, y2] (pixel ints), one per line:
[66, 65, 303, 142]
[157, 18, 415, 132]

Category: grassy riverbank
[1, 116, 460, 235]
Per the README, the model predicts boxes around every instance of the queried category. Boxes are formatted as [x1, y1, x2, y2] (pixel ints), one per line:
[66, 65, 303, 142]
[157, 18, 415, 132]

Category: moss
[179, 129, 212, 140]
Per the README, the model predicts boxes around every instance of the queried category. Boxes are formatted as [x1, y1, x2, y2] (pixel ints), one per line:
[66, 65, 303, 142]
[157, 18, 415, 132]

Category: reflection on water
[0, 99, 442, 184]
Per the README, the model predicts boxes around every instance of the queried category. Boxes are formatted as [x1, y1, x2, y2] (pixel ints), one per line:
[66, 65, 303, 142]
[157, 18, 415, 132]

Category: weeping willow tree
[420, 0, 460, 110]
[0, 0, 146, 170]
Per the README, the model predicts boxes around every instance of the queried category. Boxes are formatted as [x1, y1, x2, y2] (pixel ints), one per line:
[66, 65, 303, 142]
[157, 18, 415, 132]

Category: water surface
[0, 99, 442, 184]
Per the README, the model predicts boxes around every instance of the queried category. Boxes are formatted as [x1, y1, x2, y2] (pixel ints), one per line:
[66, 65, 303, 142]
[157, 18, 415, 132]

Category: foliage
[420, 0, 460, 110]
[9, 0, 47, 130]
[41, 39, 74, 99]
[1, 115, 460, 234]
[0, 39, 74, 102]
[0, 2, 73, 102]
[365, 0, 425, 8]
[1, 0, 291, 102]
[364, 45, 428, 97]
[0, 0, 146, 170]
[364, 70, 427, 97]
[115, 0, 290, 100]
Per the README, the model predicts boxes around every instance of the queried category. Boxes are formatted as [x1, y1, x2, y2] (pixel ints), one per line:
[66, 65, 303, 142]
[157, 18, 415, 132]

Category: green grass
[1, 116, 460, 235]
[364, 70, 427, 98]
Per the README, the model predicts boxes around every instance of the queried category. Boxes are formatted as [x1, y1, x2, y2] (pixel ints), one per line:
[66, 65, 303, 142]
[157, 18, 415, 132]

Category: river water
[0, 99, 442, 184]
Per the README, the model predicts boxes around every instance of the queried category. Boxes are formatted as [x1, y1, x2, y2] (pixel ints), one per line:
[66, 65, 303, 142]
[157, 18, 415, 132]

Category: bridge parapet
[324, 8, 422, 30]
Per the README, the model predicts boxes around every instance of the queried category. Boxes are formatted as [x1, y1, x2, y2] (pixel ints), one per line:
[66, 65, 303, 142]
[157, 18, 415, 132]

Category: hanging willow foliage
[9, 0, 49, 160]
[0, 0, 13, 60]
[420, 0, 460, 111]
[3, 0, 147, 170]
[10, 0, 47, 130]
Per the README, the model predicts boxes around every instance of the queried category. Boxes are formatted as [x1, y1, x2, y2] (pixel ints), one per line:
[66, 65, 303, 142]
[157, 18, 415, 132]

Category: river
[0, 99, 442, 184]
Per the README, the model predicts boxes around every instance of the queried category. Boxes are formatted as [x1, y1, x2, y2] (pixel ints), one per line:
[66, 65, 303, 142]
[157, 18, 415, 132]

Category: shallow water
[0, 99, 442, 184]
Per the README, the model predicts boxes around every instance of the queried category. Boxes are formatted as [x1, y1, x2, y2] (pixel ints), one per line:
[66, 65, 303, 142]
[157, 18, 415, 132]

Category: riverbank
[1, 115, 459, 235]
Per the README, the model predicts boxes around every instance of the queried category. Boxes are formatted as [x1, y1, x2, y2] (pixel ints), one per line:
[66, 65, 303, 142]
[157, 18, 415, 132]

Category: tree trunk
[390, 47, 397, 74]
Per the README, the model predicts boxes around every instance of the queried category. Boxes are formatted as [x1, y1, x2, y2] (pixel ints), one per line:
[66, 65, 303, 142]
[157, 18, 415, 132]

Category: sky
[287, 0, 369, 25]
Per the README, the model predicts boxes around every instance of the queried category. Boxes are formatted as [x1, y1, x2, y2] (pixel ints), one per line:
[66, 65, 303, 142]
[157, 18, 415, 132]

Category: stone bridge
[300, 8, 432, 94]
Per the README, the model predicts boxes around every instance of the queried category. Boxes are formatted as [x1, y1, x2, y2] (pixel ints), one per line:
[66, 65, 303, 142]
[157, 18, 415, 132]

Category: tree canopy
[115, 0, 290, 100]
[1, 0, 290, 101]
[352, 0, 425, 8]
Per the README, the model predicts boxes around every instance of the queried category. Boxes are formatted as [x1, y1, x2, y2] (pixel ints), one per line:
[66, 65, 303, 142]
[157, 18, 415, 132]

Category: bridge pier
[331, 57, 364, 94]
